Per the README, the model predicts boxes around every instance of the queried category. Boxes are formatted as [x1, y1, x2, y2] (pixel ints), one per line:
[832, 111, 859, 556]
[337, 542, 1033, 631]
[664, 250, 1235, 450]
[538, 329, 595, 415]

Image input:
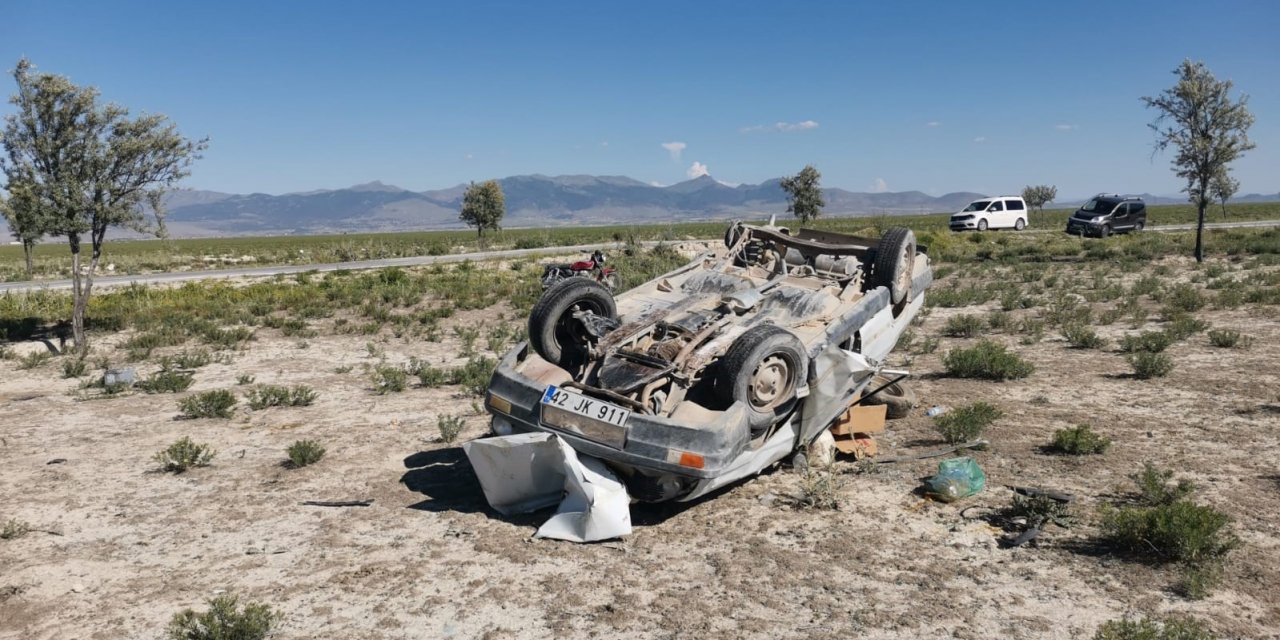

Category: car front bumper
[1065, 219, 1103, 236]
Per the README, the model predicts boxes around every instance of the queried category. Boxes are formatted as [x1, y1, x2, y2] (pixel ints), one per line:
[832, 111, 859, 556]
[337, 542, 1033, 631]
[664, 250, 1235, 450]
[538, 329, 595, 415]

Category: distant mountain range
[5, 174, 1279, 239]
[151, 174, 989, 237]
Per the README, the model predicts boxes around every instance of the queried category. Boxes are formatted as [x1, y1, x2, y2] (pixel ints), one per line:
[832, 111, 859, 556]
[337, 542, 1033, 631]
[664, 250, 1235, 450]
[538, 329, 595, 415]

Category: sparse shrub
[1050, 424, 1111, 455]
[1207, 329, 1250, 349]
[201, 326, 254, 349]
[1160, 283, 1206, 314]
[942, 340, 1034, 380]
[1132, 462, 1195, 506]
[1017, 317, 1045, 344]
[1062, 323, 1107, 349]
[794, 465, 842, 510]
[1093, 617, 1215, 640]
[933, 401, 1001, 443]
[1101, 499, 1238, 566]
[178, 390, 237, 419]
[1128, 351, 1174, 379]
[1, 519, 32, 540]
[437, 414, 466, 443]
[236, 374, 256, 385]
[286, 440, 326, 468]
[943, 314, 985, 338]
[138, 369, 196, 394]
[985, 310, 1013, 331]
[61, 357, 88, 378]
[246, 384, 317, 409]
[166, 594, 278, 640]
[16, 350, 52, 370]
[1118, 330, 1174, 353]
[450, 355, 497, 395]
[371, 364, 408, 394]
[154, 436, 216, 472]
[160, 349, 213, 370]
[1163, 314, 1209, 341]
[913, 335, 940, 355]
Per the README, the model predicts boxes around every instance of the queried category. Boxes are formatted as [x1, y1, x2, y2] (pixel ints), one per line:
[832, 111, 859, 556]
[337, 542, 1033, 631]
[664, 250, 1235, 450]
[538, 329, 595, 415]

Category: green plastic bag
[926, 456, 986, 502]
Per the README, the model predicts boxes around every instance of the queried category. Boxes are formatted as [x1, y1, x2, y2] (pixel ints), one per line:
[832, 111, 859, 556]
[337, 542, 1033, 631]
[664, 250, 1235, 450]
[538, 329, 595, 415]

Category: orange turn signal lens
[487, 393, 512, 414]
[677, 452, 705, 469]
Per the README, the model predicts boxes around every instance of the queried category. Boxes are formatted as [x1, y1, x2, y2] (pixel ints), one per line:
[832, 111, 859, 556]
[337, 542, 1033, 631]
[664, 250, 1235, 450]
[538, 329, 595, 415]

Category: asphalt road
[2, 219, 1275, 293]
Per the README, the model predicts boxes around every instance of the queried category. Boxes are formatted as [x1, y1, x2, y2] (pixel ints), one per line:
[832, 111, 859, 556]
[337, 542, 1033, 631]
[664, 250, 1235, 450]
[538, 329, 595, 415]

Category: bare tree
[1020, 185, 1058, 213]
[1142, 60, 1254, 262]
[780, 165, 825, 226]
[1, 59, 206, 352]
[1209, 171, 1239, 219]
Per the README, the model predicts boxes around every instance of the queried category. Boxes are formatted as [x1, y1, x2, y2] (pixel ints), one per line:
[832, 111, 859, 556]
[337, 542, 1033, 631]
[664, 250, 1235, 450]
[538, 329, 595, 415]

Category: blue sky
[3, 0, 1277, 198]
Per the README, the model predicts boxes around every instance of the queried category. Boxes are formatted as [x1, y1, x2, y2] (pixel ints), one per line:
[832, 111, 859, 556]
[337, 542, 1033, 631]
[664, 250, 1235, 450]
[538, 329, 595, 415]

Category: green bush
[1101, 500, 1238, 565]
[138, 369, 196, 393]
[1050, 424, 1111, 455]
[1128, 351, 1174, 379]
[942, 340, 1034, 380]
[1118, 330, 1174, 353]
[1062, 323, 1107, 349]
[236, 374, 256, 385]
[178, 390, 237, 419]
[16, 350, 52, 370]
[246, 384, 318, 409]
[1132, 463, 1195, 506]
[943, 314, 985, 338]
[1, 519, 32, 540]
[1093, 617, 1215, 640]
[154, 437, 216, 472]
[160, 349, 213, 370]
[371, 364, 408, 394]
[794, 465, 843, 510]
[1163, 314, 1209, 341]
[286, 440, 326, 468]
[61, 357, 88, 378]
[1160, 283, 1206, 314]
[437, 415, 466, 443]
[1207, 328, 1250, 349]
[933, 401, 1002, 444]
[166, 594, 278, 640]
[449, 355, 497, 395]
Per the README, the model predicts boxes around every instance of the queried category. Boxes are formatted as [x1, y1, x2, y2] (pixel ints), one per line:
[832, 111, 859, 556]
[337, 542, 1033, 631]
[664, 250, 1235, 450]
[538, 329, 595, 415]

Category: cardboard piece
[831, 403, 887, 436]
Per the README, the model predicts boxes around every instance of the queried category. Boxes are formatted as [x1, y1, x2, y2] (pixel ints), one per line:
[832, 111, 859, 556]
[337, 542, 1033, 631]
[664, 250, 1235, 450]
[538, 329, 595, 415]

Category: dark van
[1065, 195, 1147, 237]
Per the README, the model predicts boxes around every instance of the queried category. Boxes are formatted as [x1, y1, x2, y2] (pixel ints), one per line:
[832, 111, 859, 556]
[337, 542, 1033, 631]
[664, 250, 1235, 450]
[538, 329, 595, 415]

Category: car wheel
[871, 227, 916, 306]
[1134, 221, 1145, 232]
[1100, 225, 1111, 238]
[1014, 218, 1026, 231]
[977, 219, 988, 231]
[716, 325, 808, 434]
[528, 277, 617, 368]
[861, 374, 916, 419]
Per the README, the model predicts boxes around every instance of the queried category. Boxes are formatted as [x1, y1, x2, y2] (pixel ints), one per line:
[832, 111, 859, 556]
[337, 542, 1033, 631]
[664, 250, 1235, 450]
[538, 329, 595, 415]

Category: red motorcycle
[541, 249, 618, 290]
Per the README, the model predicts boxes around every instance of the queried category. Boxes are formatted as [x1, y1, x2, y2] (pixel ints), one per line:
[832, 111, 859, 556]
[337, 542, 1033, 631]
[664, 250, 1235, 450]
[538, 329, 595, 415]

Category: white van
[949, 196, 1029, 231]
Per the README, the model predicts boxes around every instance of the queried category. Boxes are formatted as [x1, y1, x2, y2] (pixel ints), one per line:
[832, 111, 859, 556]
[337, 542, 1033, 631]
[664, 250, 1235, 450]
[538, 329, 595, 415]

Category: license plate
[540, 385, 630, 448]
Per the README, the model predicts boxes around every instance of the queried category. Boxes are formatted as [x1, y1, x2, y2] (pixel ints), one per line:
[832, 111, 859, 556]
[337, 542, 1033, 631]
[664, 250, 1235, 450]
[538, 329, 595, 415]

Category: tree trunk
[23, 240, 34, 279]
[69, 232, 86, 352]
[1194, 201, 1206, 263]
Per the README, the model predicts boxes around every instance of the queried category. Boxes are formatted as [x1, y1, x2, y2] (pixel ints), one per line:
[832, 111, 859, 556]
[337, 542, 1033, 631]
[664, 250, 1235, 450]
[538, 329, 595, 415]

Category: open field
[2, 201, 1279, 283]
[1, 229, 1279, 639]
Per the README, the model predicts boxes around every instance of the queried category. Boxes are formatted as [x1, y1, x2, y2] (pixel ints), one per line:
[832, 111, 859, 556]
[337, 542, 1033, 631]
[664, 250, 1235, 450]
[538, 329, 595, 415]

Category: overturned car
[484, 221, 932, 502]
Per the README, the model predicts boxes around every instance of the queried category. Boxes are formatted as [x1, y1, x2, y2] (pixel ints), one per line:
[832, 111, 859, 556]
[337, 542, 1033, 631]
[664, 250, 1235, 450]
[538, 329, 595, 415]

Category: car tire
[871, 227, 917, 306]
[1100, 225, 1111, 238]
[528, 277, 617, 368]
[716, 324, 808, 434]
[977, 219, 988, 231]
[861, 374, 916, 420]
[1014, 218, 1026, 231]
[1134, 221, 1145, 232]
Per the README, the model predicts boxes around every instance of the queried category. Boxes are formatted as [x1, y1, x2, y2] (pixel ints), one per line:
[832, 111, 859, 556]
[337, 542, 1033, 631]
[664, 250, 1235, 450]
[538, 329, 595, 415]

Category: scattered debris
[103, 368, 136, 387]
[925, 405, 949, 417]
[830, 403, 884, 459]
[874, 439, 989, 464]
[924, 457, 987, 502]
[46, 458, 67, 465]
[300, 500, 373, 508]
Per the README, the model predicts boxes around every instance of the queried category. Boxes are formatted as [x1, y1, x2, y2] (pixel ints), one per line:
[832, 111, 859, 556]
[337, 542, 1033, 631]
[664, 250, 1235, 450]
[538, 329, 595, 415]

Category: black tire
[1014, 218, 1026, 231]
[861, 374, 916, 420]
[528, 277, 617, 368]
[871, 227, 917, 306]
[715, 325, 808, 434]
[977, 219, 988, 231]
[1100, 225, 1111, 238]
[1134, 220, 1145, 232]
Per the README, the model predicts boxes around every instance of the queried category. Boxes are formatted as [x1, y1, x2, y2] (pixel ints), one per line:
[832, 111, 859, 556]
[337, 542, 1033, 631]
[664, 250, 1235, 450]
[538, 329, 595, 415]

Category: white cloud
[687, 161, 709, 179]
[740, 120, 820, 133]
[870, 177, 889, 193]
[1054, 124, 1078, 131]
[926, 121, 941, 127]
[661, 141, 686, 160]
[973, 136, 987, 143]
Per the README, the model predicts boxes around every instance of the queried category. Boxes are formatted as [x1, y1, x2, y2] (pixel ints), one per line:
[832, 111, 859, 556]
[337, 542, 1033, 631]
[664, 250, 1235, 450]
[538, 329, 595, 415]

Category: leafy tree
[1209, 171, 1239, 219]
[1, 59, 206, 353]
[1142, 60, 1254, 262]
[1021, 184, 1058, 212]
[458, 179, 505, 239]
[780, 164, 824, 226]
[0, 177, 48, 278]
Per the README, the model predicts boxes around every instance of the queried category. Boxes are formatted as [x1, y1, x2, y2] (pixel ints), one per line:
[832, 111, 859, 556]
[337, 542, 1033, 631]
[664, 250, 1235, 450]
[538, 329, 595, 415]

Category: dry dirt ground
[2, 258, 1279, 639]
